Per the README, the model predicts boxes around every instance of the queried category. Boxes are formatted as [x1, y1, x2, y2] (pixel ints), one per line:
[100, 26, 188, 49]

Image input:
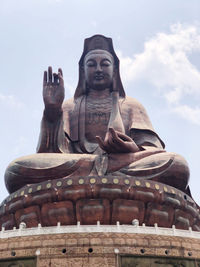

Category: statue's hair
[83, 49, 114, 64]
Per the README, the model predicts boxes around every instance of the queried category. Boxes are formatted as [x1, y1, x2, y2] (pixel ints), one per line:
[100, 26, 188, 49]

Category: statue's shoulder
[120, 96, 146, 111]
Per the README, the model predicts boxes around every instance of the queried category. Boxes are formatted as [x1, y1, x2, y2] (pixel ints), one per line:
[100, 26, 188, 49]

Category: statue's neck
[87, 88, 111, 99]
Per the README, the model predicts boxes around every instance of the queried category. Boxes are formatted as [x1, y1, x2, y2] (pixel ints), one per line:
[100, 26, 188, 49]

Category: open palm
[43, 66, 64, 110]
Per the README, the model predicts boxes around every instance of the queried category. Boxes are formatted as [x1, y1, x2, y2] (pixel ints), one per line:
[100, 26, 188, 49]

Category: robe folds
[37, 95, 164, 154]
[5, 95, 189, 194]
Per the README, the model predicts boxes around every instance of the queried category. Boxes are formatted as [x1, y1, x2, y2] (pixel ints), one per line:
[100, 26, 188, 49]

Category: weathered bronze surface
[1, 35, 198, 229]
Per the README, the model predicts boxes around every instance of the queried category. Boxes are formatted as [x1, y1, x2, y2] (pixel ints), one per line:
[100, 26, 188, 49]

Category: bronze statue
[5, 35, 189, 194]
[2, 35, 198, 231]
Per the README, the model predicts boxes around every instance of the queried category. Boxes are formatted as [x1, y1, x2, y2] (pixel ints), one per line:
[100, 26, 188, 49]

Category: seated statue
[5, 35, 190, 195]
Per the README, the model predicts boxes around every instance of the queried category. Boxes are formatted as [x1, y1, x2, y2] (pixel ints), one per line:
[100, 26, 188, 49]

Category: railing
[0, 221, 199, 239]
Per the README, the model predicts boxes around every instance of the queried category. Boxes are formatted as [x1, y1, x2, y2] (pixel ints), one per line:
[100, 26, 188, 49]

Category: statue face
[84, 50, 114, 90]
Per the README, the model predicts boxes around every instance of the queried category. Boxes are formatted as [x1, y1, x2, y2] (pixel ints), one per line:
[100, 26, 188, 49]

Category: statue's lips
[94, 75, 104, 80]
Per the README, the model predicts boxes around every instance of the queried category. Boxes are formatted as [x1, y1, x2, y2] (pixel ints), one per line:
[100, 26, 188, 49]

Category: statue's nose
[96, 64, 102, 72]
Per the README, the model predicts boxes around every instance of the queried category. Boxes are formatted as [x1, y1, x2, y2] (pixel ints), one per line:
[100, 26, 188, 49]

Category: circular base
[0, 175, 199, 230]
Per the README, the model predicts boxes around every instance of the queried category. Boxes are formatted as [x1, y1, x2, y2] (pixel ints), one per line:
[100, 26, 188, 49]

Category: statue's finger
[107, 137, 119, 152]
[96, 136, 108, 152]
[97, 133, 118, 153]
[108, 132, 125, 151]
[107, 128, 131, 152]
[48, 66, 52, 83]
[104, 132, 121, 153]
[58, 72, 64, 87]
[43, 71, 47, 85]
[53, 73, 58, 84]
[116, 131, 133, 142]
[109, 128, 132, 143]
[125, 142, 139, 152]
[109, 128, 118, 140]
[114, 138, 139, 153]
[58, 68, 63, 77]
[109, 128, 125, 146]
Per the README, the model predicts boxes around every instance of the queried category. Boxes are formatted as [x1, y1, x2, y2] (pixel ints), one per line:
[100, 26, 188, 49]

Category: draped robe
[37, 95, 165, 154]
[5, 95, 189, 194]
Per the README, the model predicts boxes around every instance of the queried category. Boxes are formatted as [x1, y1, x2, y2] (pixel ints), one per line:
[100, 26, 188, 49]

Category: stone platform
[0, 224, 200, 266]
[0, 175, 200, 231]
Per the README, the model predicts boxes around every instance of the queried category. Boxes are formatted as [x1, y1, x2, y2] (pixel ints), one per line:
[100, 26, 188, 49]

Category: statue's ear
[112, 67, 117, 83]
[113, 66, 117, 76]
[80, 65, 84, 73]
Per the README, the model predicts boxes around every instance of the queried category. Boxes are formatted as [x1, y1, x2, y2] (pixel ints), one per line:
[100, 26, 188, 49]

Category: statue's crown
[79, 34, 117, 66]
[85, 35, 111, 52]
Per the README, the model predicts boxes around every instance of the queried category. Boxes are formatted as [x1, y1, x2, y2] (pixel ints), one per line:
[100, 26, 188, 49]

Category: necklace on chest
[86, 95, 112, 125]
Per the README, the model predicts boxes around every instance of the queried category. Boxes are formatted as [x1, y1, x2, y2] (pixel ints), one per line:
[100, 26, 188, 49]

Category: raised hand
[43, 66, 64, 111]
[96, 128, 140, 154]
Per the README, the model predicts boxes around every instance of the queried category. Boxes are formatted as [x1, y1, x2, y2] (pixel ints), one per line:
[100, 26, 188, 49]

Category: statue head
[74, 35, 125, 98]
[83, 49, 115, 91]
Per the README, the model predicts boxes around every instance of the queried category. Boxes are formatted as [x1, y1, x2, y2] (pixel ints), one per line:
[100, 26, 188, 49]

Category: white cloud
[118, 23, 200, 125]
[0, 93, 24, 109]
[173, 105, 200, 125]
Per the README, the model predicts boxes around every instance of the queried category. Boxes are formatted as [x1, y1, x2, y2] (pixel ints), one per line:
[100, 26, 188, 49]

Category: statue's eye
[101, 60, 111, 67]
[86, 61, 96, 67]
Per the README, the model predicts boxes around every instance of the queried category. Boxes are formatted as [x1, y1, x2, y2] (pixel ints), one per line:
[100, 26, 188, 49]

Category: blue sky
[1, 0, 200, 204]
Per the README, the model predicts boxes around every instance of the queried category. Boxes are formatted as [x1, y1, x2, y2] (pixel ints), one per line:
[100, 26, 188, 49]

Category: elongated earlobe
[113, 66, 117, 76]
[81, 65, 84, 73]
[85, 82, 90, 94]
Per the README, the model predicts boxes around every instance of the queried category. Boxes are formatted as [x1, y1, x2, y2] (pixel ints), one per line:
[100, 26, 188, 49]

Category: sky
[0, 0, 200, 204]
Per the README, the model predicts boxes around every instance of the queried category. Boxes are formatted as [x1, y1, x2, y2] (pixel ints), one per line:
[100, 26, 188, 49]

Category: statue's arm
[130, 129, 164, 150]
[96, 127, 163, 154]
[36, 67, 69, 153]
[121, 96, 165, 150]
